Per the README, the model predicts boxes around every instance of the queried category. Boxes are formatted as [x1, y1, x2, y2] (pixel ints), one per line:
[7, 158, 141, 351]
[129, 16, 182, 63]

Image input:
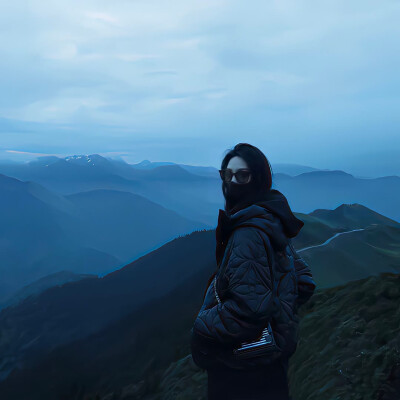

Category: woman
[190, 143, 316, 400]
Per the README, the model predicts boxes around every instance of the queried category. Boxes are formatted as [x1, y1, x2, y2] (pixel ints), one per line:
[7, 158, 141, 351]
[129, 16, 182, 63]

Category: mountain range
[0, 154, 399, 306]
[0, 155, 399, 226]
[0, 172, 208, 305]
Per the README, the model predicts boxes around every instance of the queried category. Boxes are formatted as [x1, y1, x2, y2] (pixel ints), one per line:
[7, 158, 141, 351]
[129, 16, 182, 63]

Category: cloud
[6, 150, 57, 155]
[85, 11, 119, 24]
[0, 0, 399, 171]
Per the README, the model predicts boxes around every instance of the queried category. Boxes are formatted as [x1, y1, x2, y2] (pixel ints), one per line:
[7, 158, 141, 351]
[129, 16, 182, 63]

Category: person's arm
[288, 239, 316, 306]
[193, 227, 274, 345]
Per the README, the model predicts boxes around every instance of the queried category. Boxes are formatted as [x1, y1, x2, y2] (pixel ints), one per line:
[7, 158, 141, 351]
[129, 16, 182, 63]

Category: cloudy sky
[0, 0, 399, 177]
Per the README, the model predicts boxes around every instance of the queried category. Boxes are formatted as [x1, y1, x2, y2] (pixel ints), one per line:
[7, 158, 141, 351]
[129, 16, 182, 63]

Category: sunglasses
[219, 168, 252, 184]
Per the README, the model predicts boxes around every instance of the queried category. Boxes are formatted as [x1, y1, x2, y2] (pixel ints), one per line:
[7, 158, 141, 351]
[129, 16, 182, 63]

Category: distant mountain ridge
[309, 203, 399, 229]
[0, 154, 398, 226]
[0, 173, 209, 304]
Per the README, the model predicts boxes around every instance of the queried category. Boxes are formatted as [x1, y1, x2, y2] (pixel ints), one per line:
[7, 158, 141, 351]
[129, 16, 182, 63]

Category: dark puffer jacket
[190, 189, 316, 370]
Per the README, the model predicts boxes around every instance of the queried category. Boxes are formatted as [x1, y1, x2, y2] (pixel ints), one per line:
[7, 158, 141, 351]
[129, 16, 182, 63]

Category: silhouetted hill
[0, 261, 208, 400]
[0, 229, 216, 383]
[0, 271, 97, 311]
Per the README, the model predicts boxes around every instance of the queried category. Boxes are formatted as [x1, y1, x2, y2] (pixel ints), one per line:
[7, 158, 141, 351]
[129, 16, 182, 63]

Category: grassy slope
[289, 272, 400, 400]
[146, 272, 400, 400]
[301, 224, 400, 289]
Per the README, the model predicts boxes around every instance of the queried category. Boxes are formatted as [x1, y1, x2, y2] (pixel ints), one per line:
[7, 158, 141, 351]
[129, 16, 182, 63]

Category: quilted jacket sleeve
[193, 227, 274, 345]
[288, 239, 316, 306]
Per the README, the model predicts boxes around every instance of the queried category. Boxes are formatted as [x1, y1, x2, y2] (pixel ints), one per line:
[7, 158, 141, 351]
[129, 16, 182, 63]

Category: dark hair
[220, 142, 274, 197]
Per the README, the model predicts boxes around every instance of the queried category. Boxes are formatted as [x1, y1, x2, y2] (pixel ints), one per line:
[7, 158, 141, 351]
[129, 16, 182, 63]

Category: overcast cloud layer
[0, 0, 399, 176]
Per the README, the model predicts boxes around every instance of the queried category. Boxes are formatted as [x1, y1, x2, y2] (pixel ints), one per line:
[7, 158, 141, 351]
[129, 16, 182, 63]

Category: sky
[0, 0, 399, 177]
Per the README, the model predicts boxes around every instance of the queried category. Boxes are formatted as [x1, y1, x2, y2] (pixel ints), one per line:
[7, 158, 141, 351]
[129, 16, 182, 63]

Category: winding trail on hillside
[297, 228, 366, 253]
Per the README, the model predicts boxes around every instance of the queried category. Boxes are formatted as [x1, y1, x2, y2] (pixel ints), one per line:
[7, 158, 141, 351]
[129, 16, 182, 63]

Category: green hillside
[143, 272, 400, 400]
[309, 203, 399, 230]
[292, 203, 399, 250]
[300, 224, 400, 289]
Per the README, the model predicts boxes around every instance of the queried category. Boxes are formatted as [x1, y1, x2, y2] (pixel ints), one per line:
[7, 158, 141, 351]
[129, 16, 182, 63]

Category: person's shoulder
[233, 223, 270, 241]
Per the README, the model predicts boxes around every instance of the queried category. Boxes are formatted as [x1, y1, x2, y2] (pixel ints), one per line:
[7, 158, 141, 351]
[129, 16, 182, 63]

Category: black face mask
[223, 180, 260, 214]
[225, 182, 251, 203]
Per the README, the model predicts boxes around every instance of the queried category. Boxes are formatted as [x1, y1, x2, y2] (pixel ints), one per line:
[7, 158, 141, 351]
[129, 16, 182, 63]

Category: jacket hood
[216, 189, 304, 263]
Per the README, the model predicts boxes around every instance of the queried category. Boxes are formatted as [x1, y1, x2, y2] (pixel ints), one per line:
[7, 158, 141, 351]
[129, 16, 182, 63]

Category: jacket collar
[216, 189, 304, 265]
